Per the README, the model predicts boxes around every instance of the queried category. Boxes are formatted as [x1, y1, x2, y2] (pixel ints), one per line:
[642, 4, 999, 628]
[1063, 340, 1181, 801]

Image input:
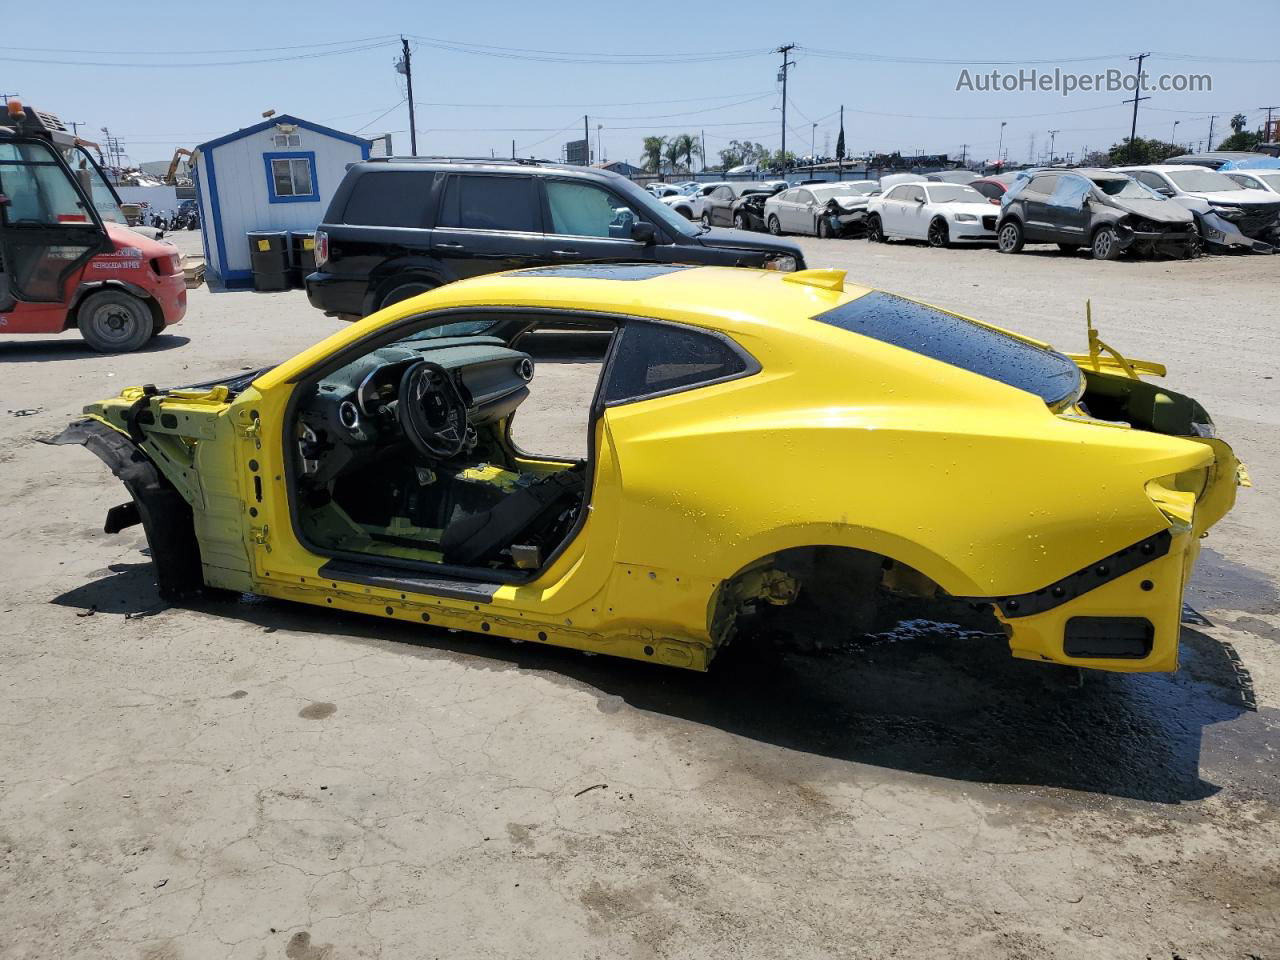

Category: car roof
[1113, 164, 1213, 173]
[359, 156, 632, 185]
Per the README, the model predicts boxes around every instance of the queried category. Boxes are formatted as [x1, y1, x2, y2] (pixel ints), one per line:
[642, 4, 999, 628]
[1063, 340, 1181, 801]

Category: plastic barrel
[247, 230, 289, 292]
[288, 230, 317, 289]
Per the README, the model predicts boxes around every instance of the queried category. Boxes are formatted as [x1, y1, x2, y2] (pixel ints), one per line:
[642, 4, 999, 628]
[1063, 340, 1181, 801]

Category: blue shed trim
[192, 161, 213, 274]
[263, 151, 320, 204]
[195, 114, 371, 153]
[203, 146, 232, 283]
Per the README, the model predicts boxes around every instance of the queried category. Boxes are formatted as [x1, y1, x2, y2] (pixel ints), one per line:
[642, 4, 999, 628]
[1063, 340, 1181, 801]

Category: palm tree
[640, 136, 666, 173]
[667, 133, 701, 172]
[663, 138, 683, 174]
[1230, 113, 1248, 134]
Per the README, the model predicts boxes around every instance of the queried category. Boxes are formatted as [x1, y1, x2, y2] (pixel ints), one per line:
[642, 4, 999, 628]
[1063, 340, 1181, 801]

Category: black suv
[306, 158, 805, 320]
[996, 168, 1197, 260]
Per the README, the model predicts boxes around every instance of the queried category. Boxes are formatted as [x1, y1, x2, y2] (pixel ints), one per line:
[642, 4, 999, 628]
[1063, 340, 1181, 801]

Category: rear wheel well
[710, 546, 974, 652]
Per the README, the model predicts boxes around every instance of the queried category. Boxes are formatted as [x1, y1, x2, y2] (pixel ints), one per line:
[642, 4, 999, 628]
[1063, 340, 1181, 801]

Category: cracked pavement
[1, 232, 1277, 959]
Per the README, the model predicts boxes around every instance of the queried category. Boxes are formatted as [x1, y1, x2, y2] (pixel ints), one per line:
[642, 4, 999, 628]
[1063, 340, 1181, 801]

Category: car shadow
[0, 334, 191, 361]
[51, 561, 1265, 806]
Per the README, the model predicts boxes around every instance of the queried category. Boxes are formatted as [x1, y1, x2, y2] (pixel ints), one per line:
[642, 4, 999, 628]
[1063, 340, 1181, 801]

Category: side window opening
[343, 170, 436, 227]
[438, 175, 540, 233]
[545, 180, 641, 239]
[603, 320, 754, 405]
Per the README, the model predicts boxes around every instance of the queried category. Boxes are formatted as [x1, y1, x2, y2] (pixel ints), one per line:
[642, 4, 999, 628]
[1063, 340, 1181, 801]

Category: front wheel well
[65, 281, 162, 334]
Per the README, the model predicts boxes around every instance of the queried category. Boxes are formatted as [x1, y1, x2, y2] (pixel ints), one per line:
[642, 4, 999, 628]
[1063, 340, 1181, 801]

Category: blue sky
[8, 0, 1279, 168]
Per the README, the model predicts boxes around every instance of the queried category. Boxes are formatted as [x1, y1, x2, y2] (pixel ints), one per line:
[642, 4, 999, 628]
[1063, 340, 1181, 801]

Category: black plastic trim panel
[319, 559, 502, 601]
[989, 528, 1172, 619]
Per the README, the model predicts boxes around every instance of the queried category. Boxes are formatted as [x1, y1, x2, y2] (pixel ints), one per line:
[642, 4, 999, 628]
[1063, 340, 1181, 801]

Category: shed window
[264, 151, 318, 203]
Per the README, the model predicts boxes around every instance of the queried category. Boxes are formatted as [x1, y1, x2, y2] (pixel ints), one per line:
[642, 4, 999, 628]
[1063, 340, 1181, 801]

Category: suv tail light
[314, 229, 329, 268]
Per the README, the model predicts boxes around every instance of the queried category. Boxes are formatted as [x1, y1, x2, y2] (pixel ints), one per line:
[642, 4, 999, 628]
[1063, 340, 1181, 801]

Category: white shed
[193, 114, 370, 288]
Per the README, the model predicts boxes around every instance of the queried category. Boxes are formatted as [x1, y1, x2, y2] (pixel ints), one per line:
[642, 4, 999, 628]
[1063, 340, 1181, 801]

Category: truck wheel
[77, 290, 154, 353]
[997, 220, 1023, 254]
[1091, 226, 1121, 261]
[378, 280, 436, 311]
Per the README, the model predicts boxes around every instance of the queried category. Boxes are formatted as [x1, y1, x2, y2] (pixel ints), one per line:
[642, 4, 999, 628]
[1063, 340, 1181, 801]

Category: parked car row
[737, 162, 1280, 260]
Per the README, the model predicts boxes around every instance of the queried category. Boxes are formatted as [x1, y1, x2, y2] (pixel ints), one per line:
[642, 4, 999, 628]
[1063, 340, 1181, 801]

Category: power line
[18, 35, 399, 55]
[0, 39, 396, 68]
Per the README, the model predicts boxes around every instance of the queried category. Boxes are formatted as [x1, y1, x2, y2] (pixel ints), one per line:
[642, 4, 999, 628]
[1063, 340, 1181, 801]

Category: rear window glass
[438, 174, 541, 233]
[814, 292, 1081, 409]
[343, 171, 435, 227]
[604, 321, 753, 404]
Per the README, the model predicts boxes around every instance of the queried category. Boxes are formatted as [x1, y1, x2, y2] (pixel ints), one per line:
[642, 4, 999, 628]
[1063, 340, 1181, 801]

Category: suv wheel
[77, 290, 154, 353]
[767, 215, 782, 236]
[733, 212, 750, 231]
[997, 220, 1024, 254]
[1091, 226, 1121, 261]
[379, 280, 437, 311]
[866, 215, 884, 243]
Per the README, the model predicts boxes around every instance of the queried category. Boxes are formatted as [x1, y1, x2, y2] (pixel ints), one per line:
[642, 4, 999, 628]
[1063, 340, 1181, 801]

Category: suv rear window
[438, 174, 541, 233]
[343, 170, 435, 227]
[814, 292, 1081, 409]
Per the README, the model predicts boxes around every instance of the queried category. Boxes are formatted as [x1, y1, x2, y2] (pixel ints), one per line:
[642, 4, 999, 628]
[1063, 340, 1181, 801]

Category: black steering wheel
[397, 360, 470, 460]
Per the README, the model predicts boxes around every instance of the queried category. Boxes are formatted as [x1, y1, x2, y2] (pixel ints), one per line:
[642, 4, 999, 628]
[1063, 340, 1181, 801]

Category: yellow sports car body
[53, 264, 1246, 674]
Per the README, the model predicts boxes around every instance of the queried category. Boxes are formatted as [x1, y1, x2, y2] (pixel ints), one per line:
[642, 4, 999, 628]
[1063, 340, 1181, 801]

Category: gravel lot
[1, 230, 1276, 960]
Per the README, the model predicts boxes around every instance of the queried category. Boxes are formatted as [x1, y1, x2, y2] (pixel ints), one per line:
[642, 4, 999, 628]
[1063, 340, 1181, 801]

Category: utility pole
[597, 124, 604, 164]
[68, 121, 86, 138]
[701, 129, 706, 173]
[810, 122, 817, 177]
[0, 93, 18, 105]
[584, 115, 590, 163]
[1171, 119, 1180, 147]
[1207, 114, 1217, 151]
[397, 37, 417, 156]
[996, 121, 1006, 171]
[511, 139, 515, 160]
[1047, 129, 1059, 163]
[1260, 105, 1279, 141]
[1124, 52, 1150, 162]
[776, 43, 796, 172]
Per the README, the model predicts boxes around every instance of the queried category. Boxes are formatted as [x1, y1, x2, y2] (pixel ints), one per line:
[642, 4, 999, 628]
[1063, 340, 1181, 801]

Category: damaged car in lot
[997, 168, 1200, 260]
[764, 181, 880, 237]
[52, 264, 1245, 675]
[1115, 164, 1280, 253]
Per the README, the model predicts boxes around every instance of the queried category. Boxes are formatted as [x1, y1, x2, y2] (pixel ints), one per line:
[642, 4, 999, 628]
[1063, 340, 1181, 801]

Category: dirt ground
[1, 229, 1277, 960]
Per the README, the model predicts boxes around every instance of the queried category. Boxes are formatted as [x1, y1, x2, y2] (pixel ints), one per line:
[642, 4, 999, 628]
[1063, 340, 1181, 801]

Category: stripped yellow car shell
[67, 266, 1242, 674]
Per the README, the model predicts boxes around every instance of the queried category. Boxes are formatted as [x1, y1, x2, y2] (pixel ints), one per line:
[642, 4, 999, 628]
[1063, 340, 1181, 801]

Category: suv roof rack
[367, 155, 558, 166]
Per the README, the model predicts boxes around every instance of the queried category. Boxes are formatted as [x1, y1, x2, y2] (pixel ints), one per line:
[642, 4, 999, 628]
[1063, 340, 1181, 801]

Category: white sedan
[866, 181, 998, 246]
[764, 181, 880, 237]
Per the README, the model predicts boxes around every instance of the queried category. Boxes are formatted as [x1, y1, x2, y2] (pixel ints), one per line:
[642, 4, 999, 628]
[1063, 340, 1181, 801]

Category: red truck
[0, 101, 186, 352]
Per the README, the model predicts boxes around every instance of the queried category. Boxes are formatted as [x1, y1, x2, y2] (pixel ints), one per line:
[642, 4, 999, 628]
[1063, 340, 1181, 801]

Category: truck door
[0, 136, 109, 307]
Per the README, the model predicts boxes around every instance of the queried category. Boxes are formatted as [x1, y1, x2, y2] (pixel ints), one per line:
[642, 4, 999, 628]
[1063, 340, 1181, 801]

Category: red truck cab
[0, 102, 186, 352]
